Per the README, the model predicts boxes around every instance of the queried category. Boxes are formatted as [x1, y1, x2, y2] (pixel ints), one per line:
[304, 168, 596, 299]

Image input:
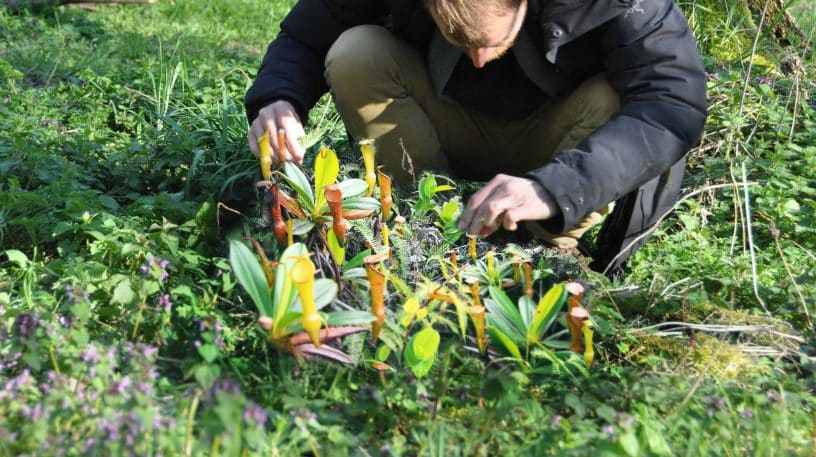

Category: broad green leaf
[197, 344, 220, 363]
[409, 356, 434, 379]
[337, 179, 369, 198]
[281, 163, 315, 213]
[529, 283, 567, 343]
[343, 248, 372, 271]
[290, 219, 315, 236]
[292, 277, 338, 312]
[325, 310, 376, 326]
[418, 175, 437, 201]
[487, 286, 527, 336]
[313, 146, 339, 218]
[327, 228, 346, 265]
[411, 327, 440, 360]
[112, 279, 135, 305]
[518, 295, 535, 328]
[375, 344, 391, 362]
[487, 326, 524, 363]
[273, 243, 309, 324]
[341, 196, 381, 211]
[229, 239, 274, 316]
[484, 298, 525, 345]
[4, 249, 28, 268]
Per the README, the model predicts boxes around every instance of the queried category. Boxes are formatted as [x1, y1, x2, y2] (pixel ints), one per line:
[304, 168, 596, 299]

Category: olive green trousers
[325, 25, 619, 248]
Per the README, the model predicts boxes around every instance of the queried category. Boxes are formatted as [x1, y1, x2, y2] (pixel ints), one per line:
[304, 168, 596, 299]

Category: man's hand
[458, 174, 559, 237]
[247, 100, 307, 164]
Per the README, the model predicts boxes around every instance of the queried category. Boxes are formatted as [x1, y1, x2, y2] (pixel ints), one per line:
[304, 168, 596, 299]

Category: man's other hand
[458, 174, 558, 237]
[248, 100, 307, 164]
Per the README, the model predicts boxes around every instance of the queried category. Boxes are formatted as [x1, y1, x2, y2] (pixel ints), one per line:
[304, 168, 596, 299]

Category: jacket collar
[530, 0, 633, 62]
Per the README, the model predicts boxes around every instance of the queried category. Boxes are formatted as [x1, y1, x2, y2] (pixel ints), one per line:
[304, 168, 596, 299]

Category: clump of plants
[230, 134, 601, 379]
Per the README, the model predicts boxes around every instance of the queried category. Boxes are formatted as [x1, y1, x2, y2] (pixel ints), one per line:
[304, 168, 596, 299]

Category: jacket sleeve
[527, 1, 707, 233]
[244, 0, 386, 123]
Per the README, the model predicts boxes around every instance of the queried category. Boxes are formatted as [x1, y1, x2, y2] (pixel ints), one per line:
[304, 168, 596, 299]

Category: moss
[635, 333, 769, 380]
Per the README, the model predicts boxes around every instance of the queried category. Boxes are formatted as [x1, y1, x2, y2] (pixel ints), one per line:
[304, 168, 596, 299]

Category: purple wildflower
[602, 425, 617, 442]
[13, 313, 39, 341]
[81, 345, 100, 364]
[110, 376, 131, 396]
[740, 408, 754, 420]
[550, 415, 564, 429]
[158, 294, 172, 312]
[243, 402, 268, 428]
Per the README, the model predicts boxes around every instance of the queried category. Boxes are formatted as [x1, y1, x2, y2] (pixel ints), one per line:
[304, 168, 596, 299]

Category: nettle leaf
[112, 279, 135, 305]
[228, 239, 273, 317]
[313, 146, 339, 218]
[4, 249, 28, 268]
[197, 343, 220, 364]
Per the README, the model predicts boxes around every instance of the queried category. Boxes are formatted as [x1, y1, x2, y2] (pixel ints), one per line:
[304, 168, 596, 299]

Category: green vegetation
[1, 1, 814, 455]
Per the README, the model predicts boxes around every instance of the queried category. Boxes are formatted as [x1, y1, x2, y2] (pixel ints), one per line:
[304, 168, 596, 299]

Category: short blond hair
[424, 0, 521, 47]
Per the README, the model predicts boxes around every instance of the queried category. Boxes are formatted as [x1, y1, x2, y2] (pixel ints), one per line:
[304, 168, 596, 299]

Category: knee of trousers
[325, 25, 400, 93]
[574, 74, 621, 124]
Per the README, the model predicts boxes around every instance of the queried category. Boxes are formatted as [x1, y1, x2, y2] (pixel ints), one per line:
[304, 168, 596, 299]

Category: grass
[1, 1, 814, 455]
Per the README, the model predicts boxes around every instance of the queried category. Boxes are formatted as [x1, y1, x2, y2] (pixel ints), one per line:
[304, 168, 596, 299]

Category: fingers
[459, 176, 556, 237]
[458, 174, 509, 232]
[248, 100, 305, 164]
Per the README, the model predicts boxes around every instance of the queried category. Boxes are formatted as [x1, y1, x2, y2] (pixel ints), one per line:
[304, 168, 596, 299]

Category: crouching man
[245, 0, 707, 276]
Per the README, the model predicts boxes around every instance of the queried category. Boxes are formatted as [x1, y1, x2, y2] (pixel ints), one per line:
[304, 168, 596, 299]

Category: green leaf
[411, 327, 440, 360]
[485, 298, 526, 346]
[313, 147, 339, 218]
[418, 175, 437, 201]
[112, 279, 134, 305]
[341, 196, 381, 211]
[518, 295, 535, 328]
[272, 243, 308, 324]
[487, 326, 524, 362]
[375, 344, 391, 362]
[281, 162, 315, 213]
[404, 327, 440, 379]
[290, 219, 315, 236]
[228, 239, 273, 316]
[4, 249, 28, 267]
[487, 286, 527, 336]
[337, 179, 369, 198]
[529, 283, 566, 343]
[291, 278, 337, 312]
[327, 228, 346, 265]
[197, 344, 220, 363]
[343, 249, 372, 271]
[325, 310, 376, 326]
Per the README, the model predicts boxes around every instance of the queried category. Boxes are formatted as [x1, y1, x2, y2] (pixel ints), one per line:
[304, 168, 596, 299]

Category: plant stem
[742, 162, 771, 316]
[184, 390, 201, 457]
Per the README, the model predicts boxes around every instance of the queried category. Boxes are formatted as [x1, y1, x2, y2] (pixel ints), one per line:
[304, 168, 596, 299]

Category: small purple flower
[243, 402, 267, 428]
[766, 390, 784, 403]
[158, 294, 172, 312]
[602, 425, 617, 442]
[81, 345, 100, 364]
[194, 340, 201, 348]
[740, 408, 753, 420]
[550, 415, 564, 429]
[110, 376, 131, 396]
[13, 313, 39, 341]
[83, 438, 96, 453]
